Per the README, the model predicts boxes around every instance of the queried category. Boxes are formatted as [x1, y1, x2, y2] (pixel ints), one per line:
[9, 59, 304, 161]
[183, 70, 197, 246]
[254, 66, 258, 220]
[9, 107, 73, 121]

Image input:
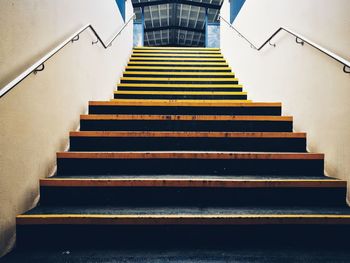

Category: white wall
[221, 0, 350, 198]
[0, 0, 134, 256]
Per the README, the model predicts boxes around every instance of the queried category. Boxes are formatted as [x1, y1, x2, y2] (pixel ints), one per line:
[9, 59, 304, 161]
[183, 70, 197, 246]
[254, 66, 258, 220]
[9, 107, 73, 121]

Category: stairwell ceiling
[132, 0, 223, 47]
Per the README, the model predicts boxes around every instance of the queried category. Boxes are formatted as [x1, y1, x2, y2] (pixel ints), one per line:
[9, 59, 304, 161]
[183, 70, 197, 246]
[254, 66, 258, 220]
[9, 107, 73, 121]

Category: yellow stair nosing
[40, 177, 346, 188]
[130, 57, 226, 61]
[123, 71, 235, 76]
[117, 84, 242, 88]
[120, 77, 238, 81]
[114, 91, 247, 96]
[17, 214, 350, 226]
[125, 66, 232, 71]
[57, 151, 322, 160]
[133, 47, 220, 50]
[131, 54, 224, 57]
[128, 62, 229, 65]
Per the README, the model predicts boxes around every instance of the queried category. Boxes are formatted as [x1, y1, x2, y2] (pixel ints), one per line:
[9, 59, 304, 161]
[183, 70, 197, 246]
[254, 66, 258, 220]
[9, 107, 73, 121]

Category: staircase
[9, 47, 350, 260]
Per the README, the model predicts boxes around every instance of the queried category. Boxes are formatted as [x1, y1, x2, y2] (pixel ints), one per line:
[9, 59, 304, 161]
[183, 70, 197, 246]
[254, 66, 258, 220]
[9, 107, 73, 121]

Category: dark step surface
[89, 101, 282, 116]
[129, 58, 226, 63]
[128, 62, 230, 67]
[130, 55, 225, 59]
[4, 247, 350, 263]
[56, 152, 323, 176]
[39, 175, 345, 206]
[117, 86, 243, 92]
[20, 205, 350, 216]
[113, 93, 247, 100]
[80, 115, 292, 132]
[122, 72, 234, 78]
[125, 66, 233, 72]
[15, 206, 350, 249]
[120, 77, 239, 84]
[69, 131, 306, 152]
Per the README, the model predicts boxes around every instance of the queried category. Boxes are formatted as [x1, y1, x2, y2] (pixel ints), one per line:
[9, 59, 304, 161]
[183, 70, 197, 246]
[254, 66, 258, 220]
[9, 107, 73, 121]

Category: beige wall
[0, 0, 134, 256]
[221, 0, 350, 200]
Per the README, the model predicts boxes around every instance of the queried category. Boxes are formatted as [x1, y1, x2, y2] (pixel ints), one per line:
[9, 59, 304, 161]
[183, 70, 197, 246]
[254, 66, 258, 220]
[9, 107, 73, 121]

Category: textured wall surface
[0, 0, 133, 256]
[221, 0, 350, 199]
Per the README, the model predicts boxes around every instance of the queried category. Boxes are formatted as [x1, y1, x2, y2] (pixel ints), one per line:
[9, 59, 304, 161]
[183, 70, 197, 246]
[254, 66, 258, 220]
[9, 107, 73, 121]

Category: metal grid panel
[132, 0, 222, 47]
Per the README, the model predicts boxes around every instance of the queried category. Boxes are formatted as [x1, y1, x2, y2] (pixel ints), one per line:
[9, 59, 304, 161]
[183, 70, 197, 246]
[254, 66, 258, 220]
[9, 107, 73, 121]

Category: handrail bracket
[343, 65, 350, 74]
[34, 64, 45, 75]
[71, 35, 80, 43]
[295, 37, 304, 46]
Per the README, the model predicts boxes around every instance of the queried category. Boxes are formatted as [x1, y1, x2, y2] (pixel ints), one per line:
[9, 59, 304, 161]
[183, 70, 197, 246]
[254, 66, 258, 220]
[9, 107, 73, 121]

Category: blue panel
[115, 0, 125, 21]
[133, 22, 143, 47]
[230, 0, 246, 23]
[207, 22, 220, 48]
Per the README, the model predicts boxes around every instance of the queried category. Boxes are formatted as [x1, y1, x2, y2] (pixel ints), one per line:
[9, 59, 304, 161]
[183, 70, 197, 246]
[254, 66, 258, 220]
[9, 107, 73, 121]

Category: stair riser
[122, 74, 234, 78]
[56, 159, 323, 176]
[40, 187, 345, 206]
[80, 120, 292, 132]
[113, 94, 247, 100]
[121, 80, 239, 84]
[130, 56, 224, 59]
[17, 225, 350, 249]
[89, 105, 282, 116]
[69, 137, 306, 152]
[125, 68, 232, 72]
[117, 87, 243, 92]
[127, 63, 229, 67]
[132, 52, 223, 55]
[129, 59, 226, 63]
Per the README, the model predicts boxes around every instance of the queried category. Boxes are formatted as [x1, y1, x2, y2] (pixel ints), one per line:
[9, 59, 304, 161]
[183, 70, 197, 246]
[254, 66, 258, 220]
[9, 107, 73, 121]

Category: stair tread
[131, 54, 224, 57]
[80, 114, 290, 121]
[123, 71, 234, 75]
[41, 175, 345, 188]
[114, 91, 246, 95]
[130, 58, 226, 61]
[57, 151, 323, 160]
[5, 248, 350, 263]
[125, 66, 232, 70]
[128, 62, 228, 65]
[19, 206, 350, 217]
[121, 77, 237, 81]
[70, 131, 305, 138]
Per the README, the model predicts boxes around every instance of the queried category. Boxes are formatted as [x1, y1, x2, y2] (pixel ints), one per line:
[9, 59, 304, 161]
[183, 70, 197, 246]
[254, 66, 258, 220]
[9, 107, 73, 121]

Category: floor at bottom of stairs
[3, 247, 350, 263]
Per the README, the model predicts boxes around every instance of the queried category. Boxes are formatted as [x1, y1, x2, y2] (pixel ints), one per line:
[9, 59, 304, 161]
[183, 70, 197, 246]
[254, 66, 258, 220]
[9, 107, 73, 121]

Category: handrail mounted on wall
[220, 15, 350, 74]
[0, 14, 135, 98]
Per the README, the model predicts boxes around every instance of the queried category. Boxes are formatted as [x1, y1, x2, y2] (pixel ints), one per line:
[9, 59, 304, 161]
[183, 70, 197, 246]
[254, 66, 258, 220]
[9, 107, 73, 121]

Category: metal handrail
[0, 14, 135, 98]
[220, 15, 350, 74]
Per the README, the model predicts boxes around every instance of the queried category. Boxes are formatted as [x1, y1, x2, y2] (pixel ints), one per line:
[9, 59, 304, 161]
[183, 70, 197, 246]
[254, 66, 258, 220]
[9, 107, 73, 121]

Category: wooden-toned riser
[38, 185, 345, 207]
[56, 157, 324, 176]
[15, 224, 350, 249]
[88, 102, 282, 116]
[80, 118, 292, 132]
[69, 133, 306, 152]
